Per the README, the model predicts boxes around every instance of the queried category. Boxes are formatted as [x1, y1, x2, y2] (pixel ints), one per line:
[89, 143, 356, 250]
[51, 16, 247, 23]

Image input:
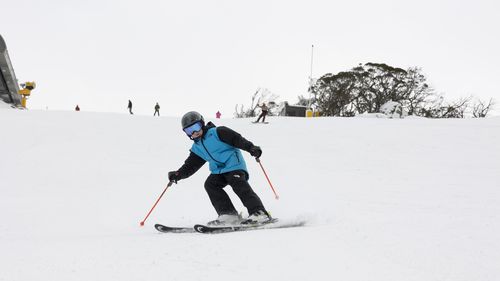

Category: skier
[254, 103, 269, 123]
[168, 111, 272, 226]
[75, 105, 80, 111]
[154, 102, 160, 116]
[128, 100, 133, 115]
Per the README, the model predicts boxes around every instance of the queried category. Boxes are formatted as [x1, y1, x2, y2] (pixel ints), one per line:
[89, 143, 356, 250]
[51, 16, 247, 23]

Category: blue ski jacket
[176, 122, 256, 179]
[191, 126, 248, 174]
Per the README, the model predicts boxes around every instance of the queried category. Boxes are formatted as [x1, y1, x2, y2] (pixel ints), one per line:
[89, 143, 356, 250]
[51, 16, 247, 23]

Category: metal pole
[310, 44, 314, 81]
[139, 181, 174, 226]
[308, 44, 314, 110]
[256, 158, 279, 200]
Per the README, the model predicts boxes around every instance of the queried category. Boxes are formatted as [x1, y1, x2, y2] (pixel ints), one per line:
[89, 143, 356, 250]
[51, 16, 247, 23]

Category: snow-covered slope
[1, 109, 499, 281]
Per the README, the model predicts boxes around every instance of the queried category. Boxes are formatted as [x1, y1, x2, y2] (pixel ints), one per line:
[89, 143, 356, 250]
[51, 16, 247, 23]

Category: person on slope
[168, 111, 272, 226]
[154, 102, 160, 116]
[254, 103, 269, 123]
[128, 100, 133, 115]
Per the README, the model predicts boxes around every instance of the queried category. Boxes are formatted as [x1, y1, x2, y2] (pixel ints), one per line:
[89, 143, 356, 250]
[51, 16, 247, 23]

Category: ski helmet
[181, 111, 204, 129]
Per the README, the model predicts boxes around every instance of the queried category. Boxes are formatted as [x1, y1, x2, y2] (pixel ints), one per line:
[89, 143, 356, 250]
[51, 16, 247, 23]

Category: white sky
[2, 0, 499, 117]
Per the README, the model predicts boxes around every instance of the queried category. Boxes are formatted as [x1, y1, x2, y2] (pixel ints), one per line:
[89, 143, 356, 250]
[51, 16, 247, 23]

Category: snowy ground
[1, 107, 499, 281]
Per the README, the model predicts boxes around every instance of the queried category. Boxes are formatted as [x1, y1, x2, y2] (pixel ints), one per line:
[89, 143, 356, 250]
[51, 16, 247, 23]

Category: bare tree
[472, 98, 495, 118]
[234, 89, 258, 118]
[234, 88, 279, 118]
[420, 96, 472, 118]
[234, 104, 245, 118]
[441, 97, 471, 118]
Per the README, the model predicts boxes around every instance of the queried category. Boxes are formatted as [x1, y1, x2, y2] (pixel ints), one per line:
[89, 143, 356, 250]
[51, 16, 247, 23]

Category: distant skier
[128, 100, 133, 115]
[254, 103, 269, 123]
[154, 102, 160, 116]
[216, 111, 221, 119]
[168, 111, 272, 226]
[75, 105, 80, 111]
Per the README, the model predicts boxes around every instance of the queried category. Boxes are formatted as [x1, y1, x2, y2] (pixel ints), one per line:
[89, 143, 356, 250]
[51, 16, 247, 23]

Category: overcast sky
[2, 0, 499, 117]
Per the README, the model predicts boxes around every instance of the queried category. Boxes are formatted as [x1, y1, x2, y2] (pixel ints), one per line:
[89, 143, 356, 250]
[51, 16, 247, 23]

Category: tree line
[302, 63, 494, 118]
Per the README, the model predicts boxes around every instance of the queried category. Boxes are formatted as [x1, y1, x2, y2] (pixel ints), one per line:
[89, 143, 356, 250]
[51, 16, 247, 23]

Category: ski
[194, 219, 306, 234]
[155, 220, 306, 234]
[154, 224, 196, 233]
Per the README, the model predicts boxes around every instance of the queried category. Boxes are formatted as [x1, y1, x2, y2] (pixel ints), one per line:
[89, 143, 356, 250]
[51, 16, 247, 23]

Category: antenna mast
[308, 44, 314, 109]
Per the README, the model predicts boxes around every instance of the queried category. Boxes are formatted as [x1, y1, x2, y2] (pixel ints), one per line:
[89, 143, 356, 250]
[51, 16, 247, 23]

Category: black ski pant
[204, 170, 266, 216]
[256, 111, 267, 122]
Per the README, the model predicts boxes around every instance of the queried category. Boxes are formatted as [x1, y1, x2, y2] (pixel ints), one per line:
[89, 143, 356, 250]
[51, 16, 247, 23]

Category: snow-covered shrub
[380, 101, 408, 118]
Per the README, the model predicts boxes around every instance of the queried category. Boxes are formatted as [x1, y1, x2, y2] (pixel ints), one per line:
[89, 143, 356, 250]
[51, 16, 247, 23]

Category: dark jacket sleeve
[217, 126, 255, 152]
[177, 151, 206, 179]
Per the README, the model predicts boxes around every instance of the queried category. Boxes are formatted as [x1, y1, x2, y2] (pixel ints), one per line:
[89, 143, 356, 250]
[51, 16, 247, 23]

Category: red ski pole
[140, 181, 174, 227]
[256, 158, 280, 200]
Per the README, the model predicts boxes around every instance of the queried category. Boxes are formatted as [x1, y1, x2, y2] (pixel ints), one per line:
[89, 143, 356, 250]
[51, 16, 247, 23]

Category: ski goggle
[183, 121, 203, 136]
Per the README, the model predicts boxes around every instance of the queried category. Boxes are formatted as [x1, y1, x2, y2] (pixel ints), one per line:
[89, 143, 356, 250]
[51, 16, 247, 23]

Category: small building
[279, 102, 308, 117]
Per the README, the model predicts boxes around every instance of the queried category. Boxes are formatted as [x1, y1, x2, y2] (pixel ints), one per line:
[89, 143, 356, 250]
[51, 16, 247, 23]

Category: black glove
[168, 171, 180, 183]
[249, 146, 262, 158]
